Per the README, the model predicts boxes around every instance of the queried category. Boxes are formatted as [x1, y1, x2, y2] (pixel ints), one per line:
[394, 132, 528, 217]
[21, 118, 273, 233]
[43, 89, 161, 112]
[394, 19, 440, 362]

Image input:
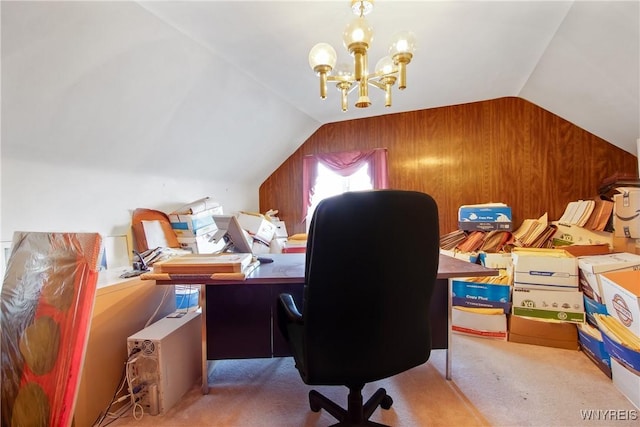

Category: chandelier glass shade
[308, 0, 416, 111]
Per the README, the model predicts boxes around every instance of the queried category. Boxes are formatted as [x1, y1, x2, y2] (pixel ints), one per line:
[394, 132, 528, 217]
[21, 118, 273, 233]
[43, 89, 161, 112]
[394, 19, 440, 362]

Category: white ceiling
[2, 1, 638, 188]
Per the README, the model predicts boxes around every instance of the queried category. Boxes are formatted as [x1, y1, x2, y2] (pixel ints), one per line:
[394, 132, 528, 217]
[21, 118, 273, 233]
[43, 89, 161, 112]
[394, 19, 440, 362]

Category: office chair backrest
[302, 190, 440, 386]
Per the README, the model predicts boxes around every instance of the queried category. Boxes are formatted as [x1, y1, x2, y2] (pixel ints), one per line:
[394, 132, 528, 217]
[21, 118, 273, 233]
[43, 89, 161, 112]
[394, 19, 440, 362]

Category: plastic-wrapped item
[1, 232, 102, 427]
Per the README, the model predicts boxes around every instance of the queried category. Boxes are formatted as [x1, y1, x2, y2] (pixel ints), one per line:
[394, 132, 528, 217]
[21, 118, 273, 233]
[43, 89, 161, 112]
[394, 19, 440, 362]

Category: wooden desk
[149, 252, 497, 393]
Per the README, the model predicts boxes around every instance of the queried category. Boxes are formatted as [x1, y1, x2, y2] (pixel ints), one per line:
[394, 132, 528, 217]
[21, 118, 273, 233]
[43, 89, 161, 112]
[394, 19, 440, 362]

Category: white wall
[1, 157, 256, 244]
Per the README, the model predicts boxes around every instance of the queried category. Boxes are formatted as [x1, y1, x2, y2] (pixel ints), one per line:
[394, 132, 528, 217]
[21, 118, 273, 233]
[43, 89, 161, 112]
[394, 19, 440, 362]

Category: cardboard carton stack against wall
[595, 270, 640, 409]
[169, 198, 225, 254]
[451, 251, 513, 340]
[575, 253, 640, 377]
[509, 248, 583, 350]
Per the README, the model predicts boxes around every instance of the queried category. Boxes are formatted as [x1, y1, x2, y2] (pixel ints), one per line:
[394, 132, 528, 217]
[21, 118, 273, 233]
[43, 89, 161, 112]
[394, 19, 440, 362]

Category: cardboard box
[478, 252, 513, 270]
[272, 220, 288, 238]
[611, 358, 640, 410]
[583, 294, 608, 327]
[512, 287, 585, 323]
[452, 278, 511, 313]
[578, 252, 640, 302]
[613, 236, 640, 255]
[512, 248, 578, 290]
[614, 188, 640, 238]
[508, 315, 579, 350]
[237, 213, 277, 244]
[600, 324, 640, 374]
[458, 204, 512, 231]
[169, 207, 222, 237]
[452, 307, 508, 340]
[561, 244, 611, 257]
[551, 222, 613, 250]
[577, 324, 611, 377]
[600, 270, 640, 337]
[176, 233, 226, 254]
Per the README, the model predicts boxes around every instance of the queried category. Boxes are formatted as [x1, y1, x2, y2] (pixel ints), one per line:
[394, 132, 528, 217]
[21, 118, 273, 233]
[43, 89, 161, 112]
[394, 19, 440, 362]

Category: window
[306, 162, 373, 227]
[302, 148, 389, 229]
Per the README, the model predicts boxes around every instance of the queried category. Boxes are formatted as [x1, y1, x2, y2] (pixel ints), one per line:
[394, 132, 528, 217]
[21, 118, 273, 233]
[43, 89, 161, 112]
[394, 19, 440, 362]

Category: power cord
[125, 354, 145, 420]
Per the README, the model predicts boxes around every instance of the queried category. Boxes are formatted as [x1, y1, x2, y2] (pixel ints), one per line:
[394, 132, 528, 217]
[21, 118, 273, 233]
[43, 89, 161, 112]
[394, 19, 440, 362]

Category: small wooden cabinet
[205, 284, 304, 359]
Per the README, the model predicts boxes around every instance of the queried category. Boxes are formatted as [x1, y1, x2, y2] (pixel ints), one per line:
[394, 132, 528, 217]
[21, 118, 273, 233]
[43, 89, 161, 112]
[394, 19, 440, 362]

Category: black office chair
[277, 190, 440, 426]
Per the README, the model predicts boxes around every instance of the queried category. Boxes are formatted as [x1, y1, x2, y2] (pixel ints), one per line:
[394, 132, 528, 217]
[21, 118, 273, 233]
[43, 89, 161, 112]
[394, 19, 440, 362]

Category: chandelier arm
[367, 80, 386, 90]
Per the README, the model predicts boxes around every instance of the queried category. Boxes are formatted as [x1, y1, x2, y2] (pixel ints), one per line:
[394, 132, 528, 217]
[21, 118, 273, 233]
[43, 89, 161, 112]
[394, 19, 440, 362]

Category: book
[153, 253, 252, 274]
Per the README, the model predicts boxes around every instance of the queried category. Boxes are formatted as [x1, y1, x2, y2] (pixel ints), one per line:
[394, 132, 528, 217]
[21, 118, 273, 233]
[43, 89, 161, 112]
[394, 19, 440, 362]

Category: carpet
[109, 356, 489, 426]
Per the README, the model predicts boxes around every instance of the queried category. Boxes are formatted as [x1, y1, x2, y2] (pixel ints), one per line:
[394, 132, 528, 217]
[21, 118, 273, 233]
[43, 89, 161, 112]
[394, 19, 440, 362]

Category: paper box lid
[578, 252, 640, 274]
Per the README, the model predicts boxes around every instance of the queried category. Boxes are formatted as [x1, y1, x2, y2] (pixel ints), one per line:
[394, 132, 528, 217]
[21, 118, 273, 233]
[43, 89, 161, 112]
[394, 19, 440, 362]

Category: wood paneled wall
[259, 97, 638, 236]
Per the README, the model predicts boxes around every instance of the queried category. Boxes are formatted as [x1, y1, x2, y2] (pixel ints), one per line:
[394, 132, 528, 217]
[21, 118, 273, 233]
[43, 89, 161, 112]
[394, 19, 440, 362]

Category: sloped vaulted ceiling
[1, 1, 638, 188]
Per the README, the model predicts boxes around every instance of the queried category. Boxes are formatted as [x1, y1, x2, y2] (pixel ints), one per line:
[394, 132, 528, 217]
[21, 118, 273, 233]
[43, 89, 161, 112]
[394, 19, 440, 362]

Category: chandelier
[308, 0, 416, 111]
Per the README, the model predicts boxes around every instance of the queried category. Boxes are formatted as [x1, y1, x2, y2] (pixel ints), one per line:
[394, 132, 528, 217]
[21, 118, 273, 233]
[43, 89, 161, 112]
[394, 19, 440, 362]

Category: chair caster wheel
[381, 395, 393, 410]
[309, 390, 321, 412]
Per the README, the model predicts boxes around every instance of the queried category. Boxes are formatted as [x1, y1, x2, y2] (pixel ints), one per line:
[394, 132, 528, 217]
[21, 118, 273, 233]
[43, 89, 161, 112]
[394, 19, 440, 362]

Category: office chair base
[309, 387, 393, 427]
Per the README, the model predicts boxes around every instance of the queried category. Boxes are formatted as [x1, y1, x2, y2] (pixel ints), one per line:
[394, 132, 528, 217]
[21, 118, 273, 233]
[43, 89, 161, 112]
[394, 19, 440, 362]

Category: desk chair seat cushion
[278, 189, 440, 391]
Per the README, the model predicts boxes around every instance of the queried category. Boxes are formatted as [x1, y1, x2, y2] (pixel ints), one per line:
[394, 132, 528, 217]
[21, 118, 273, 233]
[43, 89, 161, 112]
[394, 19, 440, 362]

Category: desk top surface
[151, 252, 498, 285]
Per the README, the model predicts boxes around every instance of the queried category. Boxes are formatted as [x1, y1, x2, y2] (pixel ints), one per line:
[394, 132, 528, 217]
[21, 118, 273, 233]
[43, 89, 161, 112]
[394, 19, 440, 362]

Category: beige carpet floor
[107, 334, 638, 427]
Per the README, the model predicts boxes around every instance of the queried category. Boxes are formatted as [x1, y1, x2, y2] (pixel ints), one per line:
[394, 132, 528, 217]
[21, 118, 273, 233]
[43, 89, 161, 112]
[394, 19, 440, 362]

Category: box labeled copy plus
[458, 203, 512, 231]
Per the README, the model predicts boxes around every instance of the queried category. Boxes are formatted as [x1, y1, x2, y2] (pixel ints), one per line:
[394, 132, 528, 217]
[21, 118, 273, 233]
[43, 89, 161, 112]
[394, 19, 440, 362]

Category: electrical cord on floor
[92, 348, 142, 426]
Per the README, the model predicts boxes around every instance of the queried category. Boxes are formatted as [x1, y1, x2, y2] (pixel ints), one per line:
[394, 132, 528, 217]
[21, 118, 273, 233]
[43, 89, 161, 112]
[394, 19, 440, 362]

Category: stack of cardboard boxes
[167, 197, 225, 254]
[576, 253, 640, 377]
[509, 248, 584, 349]
[596, 269, 640, 408]
[451, 273, 511, 340]
[447, 195, 640, 408]
[451, 205, 513, 339]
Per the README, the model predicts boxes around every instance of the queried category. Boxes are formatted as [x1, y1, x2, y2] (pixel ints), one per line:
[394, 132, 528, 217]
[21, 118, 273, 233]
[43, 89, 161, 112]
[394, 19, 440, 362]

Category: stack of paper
[582, 198, 614, 231]
[512, 213, 554, 247]
[595, 313, 640, 351]
[558, 200, 596, 227]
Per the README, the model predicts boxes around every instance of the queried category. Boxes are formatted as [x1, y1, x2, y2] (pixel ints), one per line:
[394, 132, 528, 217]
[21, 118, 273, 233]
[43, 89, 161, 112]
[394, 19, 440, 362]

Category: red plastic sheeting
[1, 232, 102, 427]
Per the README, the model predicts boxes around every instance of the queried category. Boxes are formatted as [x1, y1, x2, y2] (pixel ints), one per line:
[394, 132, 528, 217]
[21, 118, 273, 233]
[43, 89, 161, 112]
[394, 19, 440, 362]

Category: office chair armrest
[278, 293, 303, 324]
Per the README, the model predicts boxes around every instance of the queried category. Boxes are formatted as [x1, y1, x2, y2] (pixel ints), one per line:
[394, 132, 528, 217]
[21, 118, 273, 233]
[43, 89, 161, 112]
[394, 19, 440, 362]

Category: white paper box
[237, 213, 276, 244]
[272, 220, 288, 238]
[169, 207, 223, 237]
[611, 358, 640, 409]
[513, 248, 578, 290]
[578, 253, 640, 301]
[600, 270, 640, 337]
[177, 233, 226, 254]
[512, 287, 585, 323]
[452, 307, 507, 340]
